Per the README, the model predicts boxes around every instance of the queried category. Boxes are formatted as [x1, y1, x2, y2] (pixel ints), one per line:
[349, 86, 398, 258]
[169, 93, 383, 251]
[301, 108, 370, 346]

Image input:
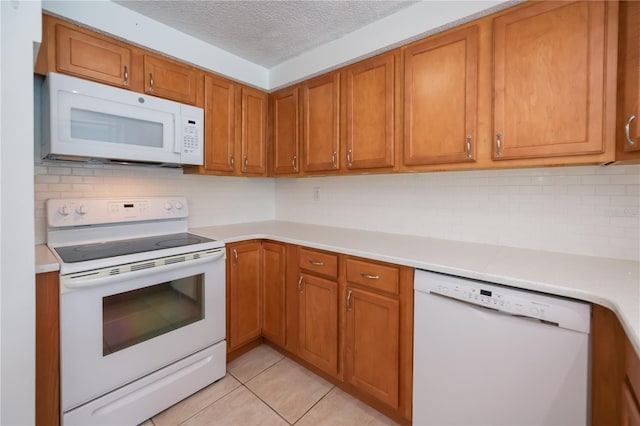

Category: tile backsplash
[34, 161, 275, 244]
[35, 162, 640, 261]
[275, 165, 640, 261]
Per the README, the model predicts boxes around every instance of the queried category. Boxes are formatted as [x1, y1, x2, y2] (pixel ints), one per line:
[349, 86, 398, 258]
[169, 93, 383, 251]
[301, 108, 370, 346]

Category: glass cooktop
[54, 233, 215, 263]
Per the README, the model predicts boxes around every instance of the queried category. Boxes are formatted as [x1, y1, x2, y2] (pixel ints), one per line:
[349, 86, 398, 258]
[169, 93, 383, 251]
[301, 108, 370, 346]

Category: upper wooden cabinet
[492, 1, 615, 161]
[203, 74, 237, 173]
[302, 72, 341, 172]
[403, 26, 478, 166]
[271, 87, 301, 175]
[344, 53, 397, 170]
[241, 87, 268, 175]
[54, 23, 132, 89]
[143, 55, 199, 105]
[617, 0, 640, 158]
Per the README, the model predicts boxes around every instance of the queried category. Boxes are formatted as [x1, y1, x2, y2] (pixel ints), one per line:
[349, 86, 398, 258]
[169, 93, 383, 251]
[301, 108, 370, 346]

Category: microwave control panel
[179, 106, 204, 165]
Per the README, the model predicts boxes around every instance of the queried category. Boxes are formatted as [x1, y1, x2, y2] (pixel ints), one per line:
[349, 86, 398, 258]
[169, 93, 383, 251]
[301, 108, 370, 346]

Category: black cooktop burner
[55, 233, 215, 263]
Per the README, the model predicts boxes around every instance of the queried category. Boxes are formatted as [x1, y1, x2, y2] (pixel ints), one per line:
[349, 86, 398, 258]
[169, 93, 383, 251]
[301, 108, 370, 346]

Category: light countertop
[36, 220, 640, 356]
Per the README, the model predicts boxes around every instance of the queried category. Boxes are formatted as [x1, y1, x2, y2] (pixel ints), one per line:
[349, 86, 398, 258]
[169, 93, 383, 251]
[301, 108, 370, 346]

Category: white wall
[34, 163, 276, 244]
[275, 166, 640, 261]
[1, 0, 40, 424]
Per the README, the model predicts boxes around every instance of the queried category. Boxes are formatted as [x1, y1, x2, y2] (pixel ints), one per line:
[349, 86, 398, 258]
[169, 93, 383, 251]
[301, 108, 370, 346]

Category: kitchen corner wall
[34, 162, 275, 244]
[275, 165, 640, 261]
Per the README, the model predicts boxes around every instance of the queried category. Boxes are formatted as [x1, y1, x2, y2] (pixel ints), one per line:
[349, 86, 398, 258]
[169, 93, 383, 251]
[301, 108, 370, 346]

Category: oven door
[60, 249, 225, 412]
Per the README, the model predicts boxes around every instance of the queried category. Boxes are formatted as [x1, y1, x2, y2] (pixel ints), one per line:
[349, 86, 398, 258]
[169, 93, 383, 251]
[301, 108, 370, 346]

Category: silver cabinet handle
[331, 151, 337, 169]
[149, 72, 154, 91]
[297, 275, 304, 293]
[229, 156, 235, 169]
[243, 157, 248, 171]
[465, 135, 472, 159]
[346, 289, 353, 312]
[233, 249, 238, 266]
[625, 115, 636, 147]
[123, 65, 129, 86]
[496, 132, 502, 157]
[308, 259, 324, 266]
[347, 149, 352, 167]
[292, 155, 298, 172]
[360, 272, 380, 280]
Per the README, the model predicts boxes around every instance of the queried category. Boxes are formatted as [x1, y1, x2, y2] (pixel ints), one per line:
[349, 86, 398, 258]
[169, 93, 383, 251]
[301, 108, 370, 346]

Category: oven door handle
[61, 249, 225, 293]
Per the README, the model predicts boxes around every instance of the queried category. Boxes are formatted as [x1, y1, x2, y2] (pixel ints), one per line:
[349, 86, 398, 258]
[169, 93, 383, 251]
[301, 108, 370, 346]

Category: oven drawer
[63, 342, 226, 425]
[346, 257, 399, 295]
[299, 248, 338, 278]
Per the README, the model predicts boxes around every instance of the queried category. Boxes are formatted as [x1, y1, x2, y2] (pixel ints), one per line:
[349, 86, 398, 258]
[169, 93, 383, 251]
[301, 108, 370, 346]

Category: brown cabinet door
[272, 87, 301, 175]
[228, 242, 262, 351]
[302, 73, 340, 172]
[403, 26, 478, 166]
[618, 0, 640, 154]
[56, 24, 132, 89]
[345, 287, 399, 408]
[241, 87, 267, 175]
[345, 53, 396, 170]
[143, 55, 198, 105]
[298, 273, 338, 376]
[203, 75, 236, 173]
[262, 242, 286, 346]
[493, 1, 608, 160]
[622, 380, 640, 426]
[36, 272, 60, 426]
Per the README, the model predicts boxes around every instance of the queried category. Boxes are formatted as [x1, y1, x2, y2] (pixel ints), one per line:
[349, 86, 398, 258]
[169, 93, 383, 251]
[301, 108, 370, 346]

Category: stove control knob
[75, 205, 88, 215]
[58, 205, 71, 216]
[174, 201, 184, 210]
[164, 202, 173, 211]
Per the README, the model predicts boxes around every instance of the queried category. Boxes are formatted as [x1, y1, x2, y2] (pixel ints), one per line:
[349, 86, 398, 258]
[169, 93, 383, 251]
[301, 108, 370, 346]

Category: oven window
[102, 275, 203, 355]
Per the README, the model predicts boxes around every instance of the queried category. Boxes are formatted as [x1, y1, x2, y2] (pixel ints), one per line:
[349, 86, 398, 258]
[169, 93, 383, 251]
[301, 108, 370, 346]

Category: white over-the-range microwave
[42, 72, 204, 166]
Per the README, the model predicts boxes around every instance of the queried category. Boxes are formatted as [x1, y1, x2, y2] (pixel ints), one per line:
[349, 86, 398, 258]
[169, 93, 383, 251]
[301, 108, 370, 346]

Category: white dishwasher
[413, 269, 591, 426]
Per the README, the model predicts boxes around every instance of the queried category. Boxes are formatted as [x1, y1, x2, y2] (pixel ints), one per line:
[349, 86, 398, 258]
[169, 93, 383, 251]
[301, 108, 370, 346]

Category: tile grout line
[242, 382, 293, 425]
[290, 384, 335, 425]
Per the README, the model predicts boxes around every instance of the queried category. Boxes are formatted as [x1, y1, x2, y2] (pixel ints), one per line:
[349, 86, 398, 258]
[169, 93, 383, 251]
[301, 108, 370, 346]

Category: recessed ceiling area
[114, 0, 416, 68]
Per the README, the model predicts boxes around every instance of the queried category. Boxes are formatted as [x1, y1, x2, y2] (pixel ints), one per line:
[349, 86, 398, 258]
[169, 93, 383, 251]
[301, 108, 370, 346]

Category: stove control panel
[47, 197, 189, 227]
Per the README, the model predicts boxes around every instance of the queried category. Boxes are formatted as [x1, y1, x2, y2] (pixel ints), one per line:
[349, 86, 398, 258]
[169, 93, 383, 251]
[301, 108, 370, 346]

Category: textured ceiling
[114, 1, 416, 67]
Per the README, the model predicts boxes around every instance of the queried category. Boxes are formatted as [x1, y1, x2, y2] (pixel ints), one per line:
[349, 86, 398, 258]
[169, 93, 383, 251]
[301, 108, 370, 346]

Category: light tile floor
[140, 345, 397, 426]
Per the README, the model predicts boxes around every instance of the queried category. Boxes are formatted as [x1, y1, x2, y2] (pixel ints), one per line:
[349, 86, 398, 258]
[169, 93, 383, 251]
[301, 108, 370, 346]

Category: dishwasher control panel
[415, 269, 590, 334]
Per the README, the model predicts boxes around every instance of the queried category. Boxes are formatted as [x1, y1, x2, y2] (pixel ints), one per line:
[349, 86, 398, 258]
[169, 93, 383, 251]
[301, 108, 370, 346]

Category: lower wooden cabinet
[591, 304, 640, 425]
[36, 271, 60, 426]
[227, 241, 262, 351]
[344, 287, 399, 407]
[262, 242, 286, 347]
[298, 272, 339, 377]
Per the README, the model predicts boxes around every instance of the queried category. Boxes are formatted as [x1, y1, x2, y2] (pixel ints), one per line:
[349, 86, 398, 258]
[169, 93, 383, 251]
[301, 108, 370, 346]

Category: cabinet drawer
[346, 258, 399, 295]
[298, 248, 338, 278]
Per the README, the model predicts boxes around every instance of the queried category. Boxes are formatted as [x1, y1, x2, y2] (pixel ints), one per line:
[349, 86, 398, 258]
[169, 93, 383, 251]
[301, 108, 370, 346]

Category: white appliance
[42, 72, 204, 166]
[413, 269, 591, 426]
[47, 197, 225, 425]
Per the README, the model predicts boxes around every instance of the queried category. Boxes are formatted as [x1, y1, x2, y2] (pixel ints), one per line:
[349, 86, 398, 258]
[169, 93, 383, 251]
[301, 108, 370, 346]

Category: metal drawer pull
[308, 259, 324, 266]
[465, 135, 472, 159]
[243, 157, 248, 170]
[346, 289, 352, 312]
[625, 115, 636, 147]
[298, 275, 304, 292]
[347, 149, 353, 167]
[233, 249, 238, 266]
[230, 156, 235, 169]
[123, 65, 129, 86]
[495, 132, 502, 157]
[360, 272, 380, 280]
[149, 72, 154, 91]
[292, 155, 298, 172]
[331, 151, 337, 169]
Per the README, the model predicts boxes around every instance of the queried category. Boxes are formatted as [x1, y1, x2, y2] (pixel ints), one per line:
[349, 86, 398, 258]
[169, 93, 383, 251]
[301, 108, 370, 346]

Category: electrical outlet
[313, 187, 320, 201]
